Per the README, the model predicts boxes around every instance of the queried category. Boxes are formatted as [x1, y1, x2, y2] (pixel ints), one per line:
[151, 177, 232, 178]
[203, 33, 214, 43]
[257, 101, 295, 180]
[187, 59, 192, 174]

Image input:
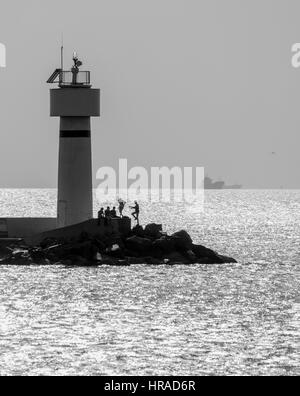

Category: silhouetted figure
[71, 52, 82, 85]
[104, 206, 111, 226]
[110, 207, 117, 218]
[130, 201, 140, 225]
[97, 208, 104, 225]
[118, 199, 126, 218]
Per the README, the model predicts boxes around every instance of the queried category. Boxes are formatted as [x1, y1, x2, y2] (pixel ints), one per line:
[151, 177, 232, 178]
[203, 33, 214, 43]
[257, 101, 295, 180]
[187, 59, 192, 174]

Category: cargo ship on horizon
[205, 177, 242, 190]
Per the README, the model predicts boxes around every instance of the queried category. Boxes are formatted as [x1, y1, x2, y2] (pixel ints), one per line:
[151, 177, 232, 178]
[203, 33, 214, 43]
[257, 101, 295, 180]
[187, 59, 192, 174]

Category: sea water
[0, 190, 299, 375]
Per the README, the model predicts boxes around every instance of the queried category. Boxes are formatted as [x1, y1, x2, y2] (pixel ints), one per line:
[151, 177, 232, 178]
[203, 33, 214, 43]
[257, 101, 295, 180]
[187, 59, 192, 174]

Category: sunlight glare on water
[0, 190, 299, 375]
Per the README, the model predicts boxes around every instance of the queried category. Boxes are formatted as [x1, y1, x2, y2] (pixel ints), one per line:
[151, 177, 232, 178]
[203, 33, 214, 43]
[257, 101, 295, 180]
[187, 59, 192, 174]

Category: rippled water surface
[0, 190, 299, 376]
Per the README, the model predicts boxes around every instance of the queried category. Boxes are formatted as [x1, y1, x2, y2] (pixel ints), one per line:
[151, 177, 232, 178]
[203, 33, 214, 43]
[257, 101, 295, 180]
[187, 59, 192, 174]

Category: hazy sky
[0, 0, 299, 188]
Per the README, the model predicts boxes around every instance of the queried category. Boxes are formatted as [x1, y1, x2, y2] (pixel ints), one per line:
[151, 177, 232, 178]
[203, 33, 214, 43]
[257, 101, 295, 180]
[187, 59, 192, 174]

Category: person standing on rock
[97, 207, 104, 225]
[130, 201, 140, 225]
[104, 207, 111, 226]
[118, 199, 126, 218]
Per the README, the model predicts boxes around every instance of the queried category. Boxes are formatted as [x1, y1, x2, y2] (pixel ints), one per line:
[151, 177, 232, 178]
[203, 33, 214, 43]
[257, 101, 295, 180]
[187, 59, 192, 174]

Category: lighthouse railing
[59, 71, 91, 87]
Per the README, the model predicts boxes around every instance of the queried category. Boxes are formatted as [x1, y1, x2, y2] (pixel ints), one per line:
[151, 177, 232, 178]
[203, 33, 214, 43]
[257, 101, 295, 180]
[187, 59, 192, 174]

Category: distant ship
[205, 177, 242, 190]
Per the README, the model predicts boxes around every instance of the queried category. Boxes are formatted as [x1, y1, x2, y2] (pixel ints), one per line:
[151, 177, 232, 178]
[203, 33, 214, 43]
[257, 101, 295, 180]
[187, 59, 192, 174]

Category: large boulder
[144, 223, 163, 239]
[125, 236, 152, 255]
[1, 247, 50, 266]
[29, 248, 49, 265]
[152, 236, 176, 255]
[131, 225, 145, 237]
[105, 244, 125, 259]
[43, 241, 98, 262]
[171, 230, 193, 251]
[192, 244, 237, 264]
[192, 244, 219, 260]
[44, 244, 69, 261]
[124, 248, 140, 258]
[185, 249, 197, 264]
[69, 241, 98, 261]
[93, 238, 106, 253]
[101, 235, 125, 250]
[9, 249, 32, 265]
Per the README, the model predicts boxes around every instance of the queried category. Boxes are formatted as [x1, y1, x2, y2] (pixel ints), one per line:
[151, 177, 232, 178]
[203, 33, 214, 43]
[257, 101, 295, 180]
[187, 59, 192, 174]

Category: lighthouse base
[0, 217, 132, 246]
[0, 218, 57, 244]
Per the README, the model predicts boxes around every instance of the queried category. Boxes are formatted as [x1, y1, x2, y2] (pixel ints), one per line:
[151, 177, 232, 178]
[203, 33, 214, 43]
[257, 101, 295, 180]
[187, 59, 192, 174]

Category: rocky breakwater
[0, 223, 237, 266]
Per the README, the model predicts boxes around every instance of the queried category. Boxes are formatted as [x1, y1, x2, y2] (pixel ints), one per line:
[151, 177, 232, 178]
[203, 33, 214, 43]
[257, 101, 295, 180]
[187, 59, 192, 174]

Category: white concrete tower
[48, 53, 100, 228]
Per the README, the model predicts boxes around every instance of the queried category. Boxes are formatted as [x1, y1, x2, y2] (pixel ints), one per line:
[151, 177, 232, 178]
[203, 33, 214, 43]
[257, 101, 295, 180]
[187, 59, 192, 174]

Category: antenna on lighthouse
[60, 33, 64, 71]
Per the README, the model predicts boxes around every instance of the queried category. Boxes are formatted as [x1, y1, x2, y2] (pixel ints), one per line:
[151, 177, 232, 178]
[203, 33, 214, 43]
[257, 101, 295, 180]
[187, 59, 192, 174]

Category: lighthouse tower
[47, 53, 100, 228]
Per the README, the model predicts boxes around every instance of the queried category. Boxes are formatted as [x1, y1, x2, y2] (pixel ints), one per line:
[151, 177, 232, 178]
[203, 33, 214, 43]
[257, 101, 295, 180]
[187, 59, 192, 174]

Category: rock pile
[0, 223, 237, 266]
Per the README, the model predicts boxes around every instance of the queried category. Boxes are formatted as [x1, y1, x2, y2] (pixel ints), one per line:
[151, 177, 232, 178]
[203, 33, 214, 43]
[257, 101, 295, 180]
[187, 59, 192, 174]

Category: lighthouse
[47, 53, 100, 228]
[0, 53, 131, 244]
